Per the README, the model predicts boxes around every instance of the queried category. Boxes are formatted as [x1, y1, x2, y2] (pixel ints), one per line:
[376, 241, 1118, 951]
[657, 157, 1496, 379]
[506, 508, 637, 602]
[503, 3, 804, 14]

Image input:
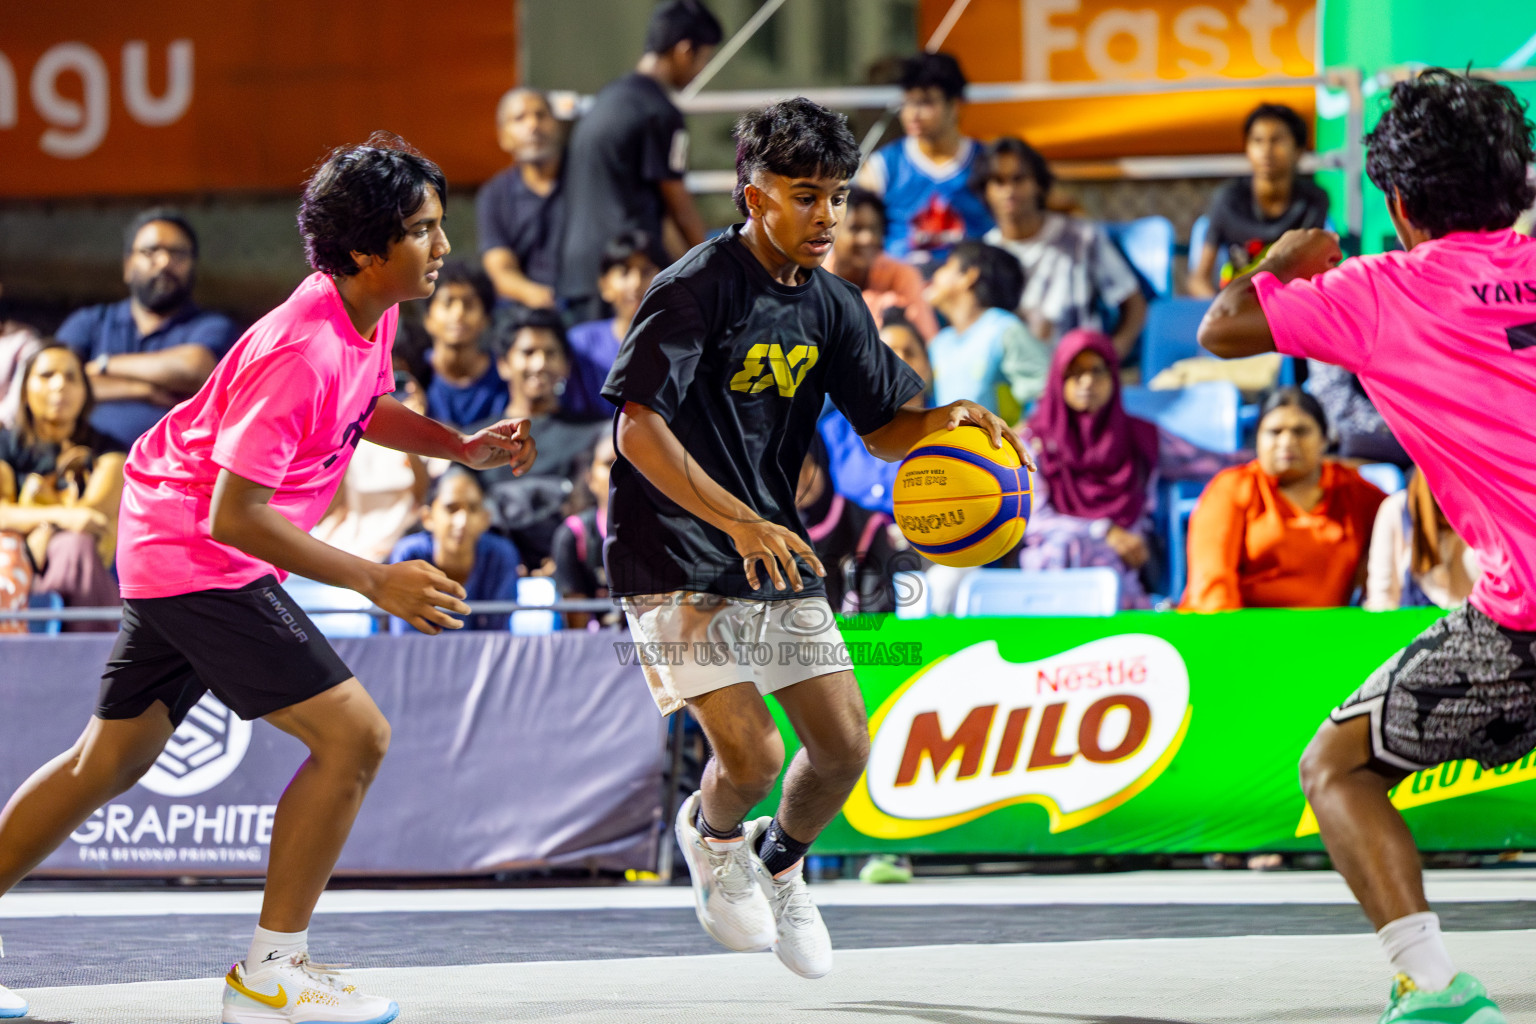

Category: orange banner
[920, 0, 1317, 159]
[0, 2, 516, 198]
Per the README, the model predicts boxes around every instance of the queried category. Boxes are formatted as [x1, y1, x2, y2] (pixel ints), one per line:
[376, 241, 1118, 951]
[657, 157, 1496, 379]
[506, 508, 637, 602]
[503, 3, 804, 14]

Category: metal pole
[679, 0, 792, 102]
[924, 0, 973, 52]
[657, 714, 687, 883]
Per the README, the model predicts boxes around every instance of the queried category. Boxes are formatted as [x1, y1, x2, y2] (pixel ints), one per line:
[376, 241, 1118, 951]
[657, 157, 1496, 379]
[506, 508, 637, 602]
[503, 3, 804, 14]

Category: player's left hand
[1259, 228, 1342, 282]
[943, 401, 1035, 472]
[459, 419, 537, 474]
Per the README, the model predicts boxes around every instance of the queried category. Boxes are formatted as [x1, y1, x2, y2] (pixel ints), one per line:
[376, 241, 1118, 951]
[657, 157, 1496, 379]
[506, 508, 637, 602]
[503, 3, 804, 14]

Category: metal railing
[0, 598, 622, 626]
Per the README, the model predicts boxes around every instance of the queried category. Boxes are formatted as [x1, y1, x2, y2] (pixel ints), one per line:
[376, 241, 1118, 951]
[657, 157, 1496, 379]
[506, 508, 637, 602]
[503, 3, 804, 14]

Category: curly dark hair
[298, 131, 448, 277]
[732, 99, 862, 216]
[899, 52, 967, 101]
[1365, 68, 1536, 237]
[1243, 103, 1309, 150]
[968, 136, 1055, 206]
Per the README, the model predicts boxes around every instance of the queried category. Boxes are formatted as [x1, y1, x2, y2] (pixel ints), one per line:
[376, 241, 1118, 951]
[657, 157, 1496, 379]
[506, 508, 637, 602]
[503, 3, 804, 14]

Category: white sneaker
[221, 953, 398, 1024]
[764, 855, 833, 979]
[0, 934, 27, 1019]
[675, 791, 776, 952]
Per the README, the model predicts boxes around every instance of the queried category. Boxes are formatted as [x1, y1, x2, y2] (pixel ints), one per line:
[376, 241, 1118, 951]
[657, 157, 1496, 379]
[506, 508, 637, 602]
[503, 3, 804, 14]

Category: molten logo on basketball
[137, 693, 253, 797]
[843, 637, 1191, 838]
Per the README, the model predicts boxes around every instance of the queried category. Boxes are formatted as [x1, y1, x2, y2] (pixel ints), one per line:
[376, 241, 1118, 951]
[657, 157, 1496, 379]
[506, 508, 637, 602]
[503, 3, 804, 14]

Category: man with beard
[56, 209, 239, 450]
[478, 88, 566, 310]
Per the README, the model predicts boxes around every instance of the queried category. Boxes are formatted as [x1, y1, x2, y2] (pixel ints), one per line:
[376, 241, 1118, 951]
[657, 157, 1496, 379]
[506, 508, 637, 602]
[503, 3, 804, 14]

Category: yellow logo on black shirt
[729, 343, 820, 398]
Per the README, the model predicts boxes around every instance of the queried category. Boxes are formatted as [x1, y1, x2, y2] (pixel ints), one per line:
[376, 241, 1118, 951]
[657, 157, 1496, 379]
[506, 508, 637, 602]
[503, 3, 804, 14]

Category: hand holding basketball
[366, 559, 471, 635]
[942, 400, 1034, 472]
[726, 518, 826, 593]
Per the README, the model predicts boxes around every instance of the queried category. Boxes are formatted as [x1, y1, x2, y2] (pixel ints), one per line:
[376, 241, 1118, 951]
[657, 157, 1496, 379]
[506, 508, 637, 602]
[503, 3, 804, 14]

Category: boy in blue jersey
[857, 52, 994, 266]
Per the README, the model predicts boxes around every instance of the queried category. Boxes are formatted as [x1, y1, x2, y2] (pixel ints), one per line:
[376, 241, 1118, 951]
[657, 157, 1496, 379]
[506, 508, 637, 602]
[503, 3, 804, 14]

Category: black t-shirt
[600, 224, 925, 600]
[557, 73, 686, 299]
[552, 506, 607, 598]
[1205, 176, 1331, 272]
[475, 166, 564, 289]
[0, 426, 122, 480]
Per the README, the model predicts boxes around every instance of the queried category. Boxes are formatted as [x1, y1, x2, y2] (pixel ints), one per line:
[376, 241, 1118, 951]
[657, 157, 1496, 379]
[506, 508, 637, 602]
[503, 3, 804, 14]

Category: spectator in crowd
[819, 309, 932, 515]
[1020, 330, 1240, 608]
[557, 0, 720, 321]
[55, 209, 239, 450]
[973, 136, 1147, 359]
[564, 231, 660, 421]
[824, 188, 939, 341]
[1306, 359, 1413, 467]
[476, 308, 606, 563]
[312, 370, 435, 563]
[1186, 103, 1330, 296]
[478, 87, 565, 310]
[858, 52, 994, 266]
[1365, 468, 1482, 611]
[551, 433, 619, 629]
[925, 240, 1049, 418]
[421, 263, 504, 429]
[796, 437, 903, 614]
[1181, 388, 1386, 611]
[0, 343, 123, 632]
[388, 467, 521, 634]
[0, 286, 43, 430]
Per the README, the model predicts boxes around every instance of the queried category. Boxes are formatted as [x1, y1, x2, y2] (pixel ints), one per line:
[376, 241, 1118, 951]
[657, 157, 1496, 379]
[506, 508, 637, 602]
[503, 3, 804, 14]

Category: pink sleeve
[1252, 258, 1383, 374]
[211, 350, 325, 488]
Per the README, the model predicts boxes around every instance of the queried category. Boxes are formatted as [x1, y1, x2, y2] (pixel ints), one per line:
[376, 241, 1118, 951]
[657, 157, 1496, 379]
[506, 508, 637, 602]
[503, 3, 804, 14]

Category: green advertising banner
[758, 609, 1536, 855]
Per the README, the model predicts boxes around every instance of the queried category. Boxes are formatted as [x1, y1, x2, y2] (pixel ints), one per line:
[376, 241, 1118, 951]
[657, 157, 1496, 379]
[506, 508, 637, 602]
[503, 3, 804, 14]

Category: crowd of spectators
[0, 0, 1501, 633]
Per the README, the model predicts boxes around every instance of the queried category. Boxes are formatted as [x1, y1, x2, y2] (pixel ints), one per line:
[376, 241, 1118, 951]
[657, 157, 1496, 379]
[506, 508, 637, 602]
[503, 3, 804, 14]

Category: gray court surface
[3, 870, 1535, 1023]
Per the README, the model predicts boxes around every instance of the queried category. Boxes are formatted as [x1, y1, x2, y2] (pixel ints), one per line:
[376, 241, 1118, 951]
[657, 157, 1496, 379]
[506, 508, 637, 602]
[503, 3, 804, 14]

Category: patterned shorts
[1332, 604, 1536, 774]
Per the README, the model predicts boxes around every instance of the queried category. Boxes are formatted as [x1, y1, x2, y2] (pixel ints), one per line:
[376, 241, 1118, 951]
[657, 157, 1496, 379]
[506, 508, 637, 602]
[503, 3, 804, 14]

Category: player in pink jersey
[1201, 70, 1536, 1024]
[0, 135, 537, 1024]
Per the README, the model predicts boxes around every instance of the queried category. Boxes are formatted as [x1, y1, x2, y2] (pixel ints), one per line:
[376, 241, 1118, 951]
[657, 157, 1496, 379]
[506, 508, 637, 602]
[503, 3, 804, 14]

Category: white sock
[246, 927, 307, 976]
[1378, 911, 1456, 991]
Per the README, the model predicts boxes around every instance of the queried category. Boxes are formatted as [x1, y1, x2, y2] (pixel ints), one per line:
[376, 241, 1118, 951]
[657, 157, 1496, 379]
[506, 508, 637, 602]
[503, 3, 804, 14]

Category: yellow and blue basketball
[893, 426, 1032, 568]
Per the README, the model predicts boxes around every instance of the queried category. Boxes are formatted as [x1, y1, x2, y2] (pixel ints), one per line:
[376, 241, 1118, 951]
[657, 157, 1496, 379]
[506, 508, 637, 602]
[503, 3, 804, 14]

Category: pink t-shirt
[1253, 229, 1536, 630]
[117, 273, 397, 598]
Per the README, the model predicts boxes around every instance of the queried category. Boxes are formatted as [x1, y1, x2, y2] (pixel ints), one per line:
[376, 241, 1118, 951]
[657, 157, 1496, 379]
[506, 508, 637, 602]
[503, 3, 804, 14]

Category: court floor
[3, 869, 1534, 1023]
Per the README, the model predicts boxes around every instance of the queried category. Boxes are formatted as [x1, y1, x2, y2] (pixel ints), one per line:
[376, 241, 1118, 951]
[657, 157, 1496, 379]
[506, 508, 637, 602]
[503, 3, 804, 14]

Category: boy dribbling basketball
[601, 98, 1030, 979]
[1201, 69, 1536, 1023]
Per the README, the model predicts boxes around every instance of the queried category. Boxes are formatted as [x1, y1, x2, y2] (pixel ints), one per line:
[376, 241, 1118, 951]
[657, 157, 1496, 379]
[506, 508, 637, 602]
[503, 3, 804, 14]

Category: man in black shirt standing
[603, 99, 1030, 979]
[477, 88, 565, 310]
[557, 0, 719, 322]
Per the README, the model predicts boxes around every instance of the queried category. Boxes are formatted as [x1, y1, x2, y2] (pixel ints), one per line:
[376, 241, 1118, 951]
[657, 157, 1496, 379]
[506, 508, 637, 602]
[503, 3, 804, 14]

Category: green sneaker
[858, 855, 913, 884]
[1377, 972, 1507, 1024]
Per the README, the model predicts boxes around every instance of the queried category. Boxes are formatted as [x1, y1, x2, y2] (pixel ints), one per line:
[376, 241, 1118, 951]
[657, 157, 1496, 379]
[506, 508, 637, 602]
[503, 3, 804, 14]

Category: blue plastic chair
[893, 570, 931, 620]
[27, 590, 64, 635]
[953, 567, 1121, 618]
[281, 576, 378, 638]
[510, 575, 561, 636]
[1103, 216, 1175, 299]
[1122, 381, 1244, 453]
[1139, 297, 1213, 383]
[1357, 463, 1407, 495]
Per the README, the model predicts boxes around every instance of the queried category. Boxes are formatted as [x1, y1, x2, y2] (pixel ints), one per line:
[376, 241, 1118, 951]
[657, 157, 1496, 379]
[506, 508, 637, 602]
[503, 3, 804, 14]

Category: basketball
[893, 426, 1032, 568]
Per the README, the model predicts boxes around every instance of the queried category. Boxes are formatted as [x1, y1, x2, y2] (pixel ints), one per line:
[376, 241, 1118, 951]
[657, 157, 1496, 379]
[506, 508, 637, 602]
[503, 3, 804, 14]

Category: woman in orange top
[1181, 387, 1386, 611]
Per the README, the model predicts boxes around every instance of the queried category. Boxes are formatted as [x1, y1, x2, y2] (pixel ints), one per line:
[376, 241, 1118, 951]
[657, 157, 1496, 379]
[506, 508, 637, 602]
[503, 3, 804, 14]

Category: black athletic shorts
[98, 575, 354, 726]
[1331, 604, 1536, 774]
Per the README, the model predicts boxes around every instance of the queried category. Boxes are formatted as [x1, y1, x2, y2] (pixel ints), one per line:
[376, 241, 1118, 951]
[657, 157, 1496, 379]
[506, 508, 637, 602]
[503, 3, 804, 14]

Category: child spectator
[564, 231, 660, 422]
[1187, 103, 1330, 296]
[857, 52, 994, 265]
[1365, 468, 1482, 611]
[478, 87, 565, 310]
[422, 263, 504, 429]
[0, 343, 124, 631]
[1181, 388, 1386, 611]
[824, 189, 938, 341]
[925, 241, 1049, 418]
[388, 467, 521, 634]
[974, 136, 1146, 359]
[551, 434, 618, 629]
[1021, 330, 1239, 608]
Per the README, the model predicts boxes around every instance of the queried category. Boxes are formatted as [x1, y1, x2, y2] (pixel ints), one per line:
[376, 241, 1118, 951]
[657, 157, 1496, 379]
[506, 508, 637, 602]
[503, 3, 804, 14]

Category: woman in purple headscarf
[1020, 329, 1235, 607]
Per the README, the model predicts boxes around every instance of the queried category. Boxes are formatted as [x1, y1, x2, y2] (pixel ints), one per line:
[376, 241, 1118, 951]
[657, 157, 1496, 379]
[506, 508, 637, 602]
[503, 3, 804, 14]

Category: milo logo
[844, 636, 1192, 838]
[898, 509, 966, 535]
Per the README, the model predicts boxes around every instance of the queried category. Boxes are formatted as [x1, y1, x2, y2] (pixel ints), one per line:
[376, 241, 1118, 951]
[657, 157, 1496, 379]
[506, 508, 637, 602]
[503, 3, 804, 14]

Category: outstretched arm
[362, 395, 537, 474]
[861, 401, 1035, 471]
[1199, 228, 1342, 359]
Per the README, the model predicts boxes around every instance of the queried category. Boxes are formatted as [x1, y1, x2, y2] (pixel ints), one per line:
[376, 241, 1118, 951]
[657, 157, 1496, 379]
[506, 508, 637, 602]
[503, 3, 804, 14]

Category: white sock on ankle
[1378, 911, 1456, 991]
[246, 926, 308, 976]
